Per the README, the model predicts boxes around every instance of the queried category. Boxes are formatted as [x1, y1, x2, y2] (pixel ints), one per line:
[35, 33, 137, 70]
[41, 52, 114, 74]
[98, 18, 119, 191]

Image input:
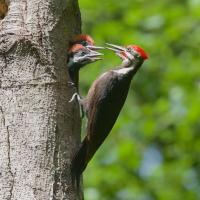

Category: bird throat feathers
[112, 67, 133, 75]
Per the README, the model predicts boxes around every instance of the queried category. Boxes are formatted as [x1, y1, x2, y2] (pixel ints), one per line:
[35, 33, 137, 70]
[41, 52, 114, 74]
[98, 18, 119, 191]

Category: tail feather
[71, 138, 89, 189]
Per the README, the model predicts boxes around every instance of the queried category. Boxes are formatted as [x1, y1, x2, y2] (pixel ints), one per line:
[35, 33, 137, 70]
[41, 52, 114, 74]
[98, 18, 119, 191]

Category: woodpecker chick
[67, 44, 103, 87]
[71, 43, 148, 188]
[67, 35, 104, 88]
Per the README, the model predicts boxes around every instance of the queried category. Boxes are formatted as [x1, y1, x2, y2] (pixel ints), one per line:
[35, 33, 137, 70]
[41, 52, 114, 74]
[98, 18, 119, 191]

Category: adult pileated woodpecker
[71, 43, 148, 188]
[67, 43, 103, 87]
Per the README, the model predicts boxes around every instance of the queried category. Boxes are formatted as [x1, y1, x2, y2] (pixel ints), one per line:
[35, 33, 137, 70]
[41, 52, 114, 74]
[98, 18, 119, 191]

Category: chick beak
[87, 45, 105, 50]
[87, 50, 103, 61]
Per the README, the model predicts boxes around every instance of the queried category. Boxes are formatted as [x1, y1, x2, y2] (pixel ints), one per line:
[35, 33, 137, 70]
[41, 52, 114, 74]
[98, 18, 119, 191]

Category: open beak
[87, 45, 105, 50]
[106, 43, 135, 61]
[105, 43, 126, 52]
[87, 50, 103, 61]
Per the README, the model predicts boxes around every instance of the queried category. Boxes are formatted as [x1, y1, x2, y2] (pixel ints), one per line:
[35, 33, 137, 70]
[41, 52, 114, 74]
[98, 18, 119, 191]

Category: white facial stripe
[126, 51, 135, 60]
[112, 67, 133, 75]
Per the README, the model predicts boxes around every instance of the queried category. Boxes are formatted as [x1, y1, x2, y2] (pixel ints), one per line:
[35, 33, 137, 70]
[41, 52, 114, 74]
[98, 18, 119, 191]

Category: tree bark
[0, 0, 82, 199]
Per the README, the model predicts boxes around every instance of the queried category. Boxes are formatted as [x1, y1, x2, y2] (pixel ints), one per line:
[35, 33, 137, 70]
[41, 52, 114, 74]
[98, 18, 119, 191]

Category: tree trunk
[0, 0, 82, 199]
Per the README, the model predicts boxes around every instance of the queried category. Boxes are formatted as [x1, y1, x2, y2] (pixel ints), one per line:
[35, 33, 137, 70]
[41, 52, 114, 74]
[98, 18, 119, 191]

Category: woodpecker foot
[69, 93, 85, 118]
[69, 92, 81, 103]
[68, 81, 75, 86]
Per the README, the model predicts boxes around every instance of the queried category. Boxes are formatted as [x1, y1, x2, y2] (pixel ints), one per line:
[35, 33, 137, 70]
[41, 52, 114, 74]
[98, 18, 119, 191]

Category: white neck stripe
[112, 67, 133, 75]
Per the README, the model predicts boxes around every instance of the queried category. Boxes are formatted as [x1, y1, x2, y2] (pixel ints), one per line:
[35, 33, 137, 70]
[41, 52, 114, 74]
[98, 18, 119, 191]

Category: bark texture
[0, 0, 82, 199]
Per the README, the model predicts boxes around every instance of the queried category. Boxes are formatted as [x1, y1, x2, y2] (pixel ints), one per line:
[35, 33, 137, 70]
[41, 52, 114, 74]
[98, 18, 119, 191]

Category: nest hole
[0, 0, 8, 20]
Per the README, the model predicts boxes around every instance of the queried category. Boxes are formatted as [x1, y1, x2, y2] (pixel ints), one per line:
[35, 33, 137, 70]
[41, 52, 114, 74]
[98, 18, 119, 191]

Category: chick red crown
[68, 44, 85, 53]
[72, 34, 95, 46]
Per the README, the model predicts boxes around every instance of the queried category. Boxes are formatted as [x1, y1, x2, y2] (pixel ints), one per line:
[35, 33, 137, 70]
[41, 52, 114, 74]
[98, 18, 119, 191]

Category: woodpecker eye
[127, 47, 132, 52]
[127, 48, 136, 56]
[81, 51, 86, 56]
[81, 41, 88, 46]
[74, 50, 86, 57]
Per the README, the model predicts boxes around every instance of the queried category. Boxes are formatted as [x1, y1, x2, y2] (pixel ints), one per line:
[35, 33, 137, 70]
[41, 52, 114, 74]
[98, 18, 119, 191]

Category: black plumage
[71, 43, 148, 189]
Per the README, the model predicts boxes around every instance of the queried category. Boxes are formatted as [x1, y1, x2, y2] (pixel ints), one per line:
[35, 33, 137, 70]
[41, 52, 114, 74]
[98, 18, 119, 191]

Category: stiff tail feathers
[71, 138, 89, 190]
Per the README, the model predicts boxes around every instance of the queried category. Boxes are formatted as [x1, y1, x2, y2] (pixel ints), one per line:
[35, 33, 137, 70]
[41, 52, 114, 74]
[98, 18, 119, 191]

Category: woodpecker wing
[84, 70, 133, 162]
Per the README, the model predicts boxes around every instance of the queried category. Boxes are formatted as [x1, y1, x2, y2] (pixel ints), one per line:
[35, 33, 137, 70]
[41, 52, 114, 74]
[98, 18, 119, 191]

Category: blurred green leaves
[78, 0, 200, 199]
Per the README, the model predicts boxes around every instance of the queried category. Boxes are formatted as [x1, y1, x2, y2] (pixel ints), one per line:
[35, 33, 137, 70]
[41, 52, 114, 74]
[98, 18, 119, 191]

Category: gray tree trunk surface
[0, 0, 82, 199]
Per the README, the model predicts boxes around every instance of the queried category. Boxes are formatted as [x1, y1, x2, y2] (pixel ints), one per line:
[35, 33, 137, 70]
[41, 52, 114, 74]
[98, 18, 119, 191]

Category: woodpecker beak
[87, 50, 103, 61]
[87, 45, 105, 50]
[106, 43, 135, 61]
[105, 43, 126, 52]
[73, 49, 103, 64]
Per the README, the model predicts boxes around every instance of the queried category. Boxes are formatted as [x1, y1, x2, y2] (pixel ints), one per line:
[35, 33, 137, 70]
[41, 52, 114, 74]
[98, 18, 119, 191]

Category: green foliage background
[78, 0, 200, 199]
